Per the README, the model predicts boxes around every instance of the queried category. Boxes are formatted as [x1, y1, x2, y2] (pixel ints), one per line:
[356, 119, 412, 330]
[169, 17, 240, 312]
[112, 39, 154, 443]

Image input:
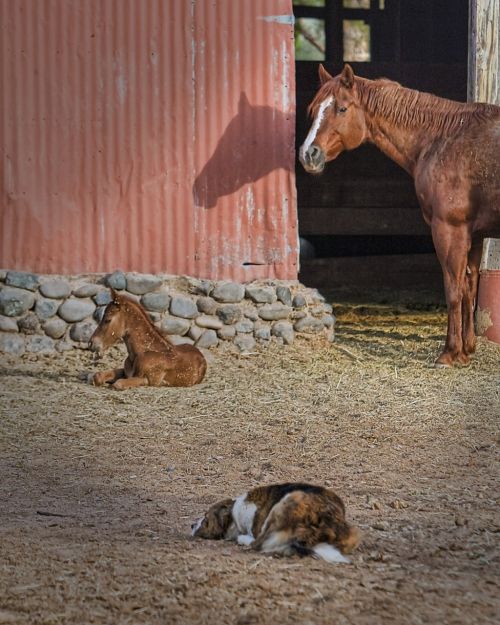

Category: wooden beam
[468, 0, 500, 103]
[299, 206, 429, 236]
[299, 254, 443, 291]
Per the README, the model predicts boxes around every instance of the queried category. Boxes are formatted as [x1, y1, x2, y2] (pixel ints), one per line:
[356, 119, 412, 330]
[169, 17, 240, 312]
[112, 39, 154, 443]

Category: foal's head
[299, 64, 367, 174]
[89, 289, 127, 354]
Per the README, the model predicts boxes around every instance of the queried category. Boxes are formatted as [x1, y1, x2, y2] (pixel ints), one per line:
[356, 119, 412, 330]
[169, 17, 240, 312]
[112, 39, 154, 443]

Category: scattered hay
[0, 304, 499, 625]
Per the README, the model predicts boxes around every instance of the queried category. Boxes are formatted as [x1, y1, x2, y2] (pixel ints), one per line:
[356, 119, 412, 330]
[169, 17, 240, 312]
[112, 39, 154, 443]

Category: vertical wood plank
[468, 0, 500, 104]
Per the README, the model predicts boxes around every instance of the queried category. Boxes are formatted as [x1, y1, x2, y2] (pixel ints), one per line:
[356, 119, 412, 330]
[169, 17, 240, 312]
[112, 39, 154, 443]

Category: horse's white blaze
[300, 95, 334, 161]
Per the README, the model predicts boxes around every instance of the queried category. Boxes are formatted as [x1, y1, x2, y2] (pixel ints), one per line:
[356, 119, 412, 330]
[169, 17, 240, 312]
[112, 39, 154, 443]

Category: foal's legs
[431, 222, 470, 367]
[93, 358, 133, 386]
[112, 376, 148, 390]
[93, 368, 125, 386]
[462, 242, 482, 355]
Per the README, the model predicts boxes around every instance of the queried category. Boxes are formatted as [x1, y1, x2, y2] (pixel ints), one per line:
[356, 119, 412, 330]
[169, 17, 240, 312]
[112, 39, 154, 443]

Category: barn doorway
[293, 0, 469, 302]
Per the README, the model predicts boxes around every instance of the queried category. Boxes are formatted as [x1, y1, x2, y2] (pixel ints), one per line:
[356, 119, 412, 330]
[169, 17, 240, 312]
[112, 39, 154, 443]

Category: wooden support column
[468, 0, 500, 103]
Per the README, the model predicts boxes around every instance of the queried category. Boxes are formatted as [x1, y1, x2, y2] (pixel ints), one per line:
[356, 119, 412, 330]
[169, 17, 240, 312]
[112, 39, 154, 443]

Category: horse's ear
[340, 64, 355, 89]
[238, 92, 251, 115]
[318, 63, 333, 86]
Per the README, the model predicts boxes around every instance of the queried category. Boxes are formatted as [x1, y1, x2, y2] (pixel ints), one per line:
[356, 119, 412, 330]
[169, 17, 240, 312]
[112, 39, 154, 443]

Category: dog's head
[191, 498, 235, 539]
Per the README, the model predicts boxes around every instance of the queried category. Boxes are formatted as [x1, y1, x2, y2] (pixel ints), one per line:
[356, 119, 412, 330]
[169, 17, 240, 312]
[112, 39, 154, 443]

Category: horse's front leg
[112, 376, 148, 390]
[462, 242, 482, 355]
[93, 368, 125, 386]
[111, 357, 148, 390]
[431, 222, 470, 367]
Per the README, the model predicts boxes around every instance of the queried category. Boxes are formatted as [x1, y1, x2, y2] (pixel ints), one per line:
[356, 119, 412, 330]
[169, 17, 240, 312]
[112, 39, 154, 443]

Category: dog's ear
[196, 498, 235, 540]
[215, 498, 235, 533]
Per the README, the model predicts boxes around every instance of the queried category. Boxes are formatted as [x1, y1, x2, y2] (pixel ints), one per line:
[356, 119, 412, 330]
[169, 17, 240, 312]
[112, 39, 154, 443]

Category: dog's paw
[237, 534, 254, 547]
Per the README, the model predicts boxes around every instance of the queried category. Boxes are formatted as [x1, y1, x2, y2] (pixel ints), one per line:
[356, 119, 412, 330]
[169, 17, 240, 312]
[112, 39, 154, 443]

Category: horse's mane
[359, 78, 499, 136]
[313, 77, 499, 137]
[121, 295, 173, 348]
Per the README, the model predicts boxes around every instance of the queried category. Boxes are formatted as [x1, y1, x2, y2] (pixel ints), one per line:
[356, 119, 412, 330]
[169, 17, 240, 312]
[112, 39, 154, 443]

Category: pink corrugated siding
[0, 0, 297, 281]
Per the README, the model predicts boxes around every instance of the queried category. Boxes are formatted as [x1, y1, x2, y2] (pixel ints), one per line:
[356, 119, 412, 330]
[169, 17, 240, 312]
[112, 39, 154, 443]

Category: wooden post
[468, 0, 500, 104]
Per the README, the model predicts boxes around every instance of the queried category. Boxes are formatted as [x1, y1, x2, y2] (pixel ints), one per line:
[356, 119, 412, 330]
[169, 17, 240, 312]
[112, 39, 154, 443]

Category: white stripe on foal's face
[300, 95, 334, 162]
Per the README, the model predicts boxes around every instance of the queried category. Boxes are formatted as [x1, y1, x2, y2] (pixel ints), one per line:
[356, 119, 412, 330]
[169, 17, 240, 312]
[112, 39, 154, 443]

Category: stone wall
[0, 271, 335, 356]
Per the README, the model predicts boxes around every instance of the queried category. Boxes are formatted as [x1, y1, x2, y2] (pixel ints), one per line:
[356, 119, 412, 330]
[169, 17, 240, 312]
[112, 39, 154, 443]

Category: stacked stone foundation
[0, 270, 335, 356]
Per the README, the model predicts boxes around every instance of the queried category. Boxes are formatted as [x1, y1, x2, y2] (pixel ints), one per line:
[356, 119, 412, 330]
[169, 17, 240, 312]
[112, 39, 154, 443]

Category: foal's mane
[313, 76, 499, 137]
[121, 295, 173, 348]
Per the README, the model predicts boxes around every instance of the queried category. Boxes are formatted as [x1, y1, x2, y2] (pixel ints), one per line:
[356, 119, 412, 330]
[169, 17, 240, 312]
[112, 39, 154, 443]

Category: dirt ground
[1, 298, 499, 625]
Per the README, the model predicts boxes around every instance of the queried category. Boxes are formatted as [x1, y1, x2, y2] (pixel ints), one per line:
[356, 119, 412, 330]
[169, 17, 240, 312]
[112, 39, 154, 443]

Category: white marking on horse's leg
[300, 95, 334, 161]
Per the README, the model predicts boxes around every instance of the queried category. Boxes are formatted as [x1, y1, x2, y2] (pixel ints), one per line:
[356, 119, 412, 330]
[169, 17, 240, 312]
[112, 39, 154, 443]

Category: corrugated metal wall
[0, 0, 297, 281]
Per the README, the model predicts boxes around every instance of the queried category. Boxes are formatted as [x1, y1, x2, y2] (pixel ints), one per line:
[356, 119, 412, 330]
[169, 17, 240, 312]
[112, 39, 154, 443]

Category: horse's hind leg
[431, 222, 469, 367]
[462, 242, 482, 355]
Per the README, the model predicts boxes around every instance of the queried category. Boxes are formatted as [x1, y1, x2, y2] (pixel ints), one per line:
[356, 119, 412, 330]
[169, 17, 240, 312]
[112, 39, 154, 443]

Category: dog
[191, 482, 360, 563]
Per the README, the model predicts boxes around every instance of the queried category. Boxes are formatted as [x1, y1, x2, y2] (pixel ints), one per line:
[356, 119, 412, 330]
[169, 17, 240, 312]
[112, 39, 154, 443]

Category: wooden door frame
[468, 0, 500, 104]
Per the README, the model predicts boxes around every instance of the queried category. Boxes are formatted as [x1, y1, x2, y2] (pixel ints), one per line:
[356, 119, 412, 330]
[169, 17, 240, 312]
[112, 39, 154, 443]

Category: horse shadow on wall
[192, 93, 293, 209]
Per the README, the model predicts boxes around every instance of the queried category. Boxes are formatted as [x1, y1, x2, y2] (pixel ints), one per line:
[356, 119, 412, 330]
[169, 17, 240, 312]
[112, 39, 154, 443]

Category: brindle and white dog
[192, 483, 360, 563]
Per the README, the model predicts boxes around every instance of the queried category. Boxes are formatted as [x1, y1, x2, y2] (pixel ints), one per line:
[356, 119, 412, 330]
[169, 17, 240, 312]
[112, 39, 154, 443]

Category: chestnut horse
[89, 289, 207, 389]
[300, 64, 500, 367]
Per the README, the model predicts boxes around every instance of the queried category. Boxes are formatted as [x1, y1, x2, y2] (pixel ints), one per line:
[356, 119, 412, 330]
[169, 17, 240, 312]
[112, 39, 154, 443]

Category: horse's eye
[338, 106, 347, 114]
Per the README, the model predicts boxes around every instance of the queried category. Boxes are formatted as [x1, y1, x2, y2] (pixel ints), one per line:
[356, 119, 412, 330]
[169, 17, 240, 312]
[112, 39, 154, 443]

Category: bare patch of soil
[1, 304, 499, 625]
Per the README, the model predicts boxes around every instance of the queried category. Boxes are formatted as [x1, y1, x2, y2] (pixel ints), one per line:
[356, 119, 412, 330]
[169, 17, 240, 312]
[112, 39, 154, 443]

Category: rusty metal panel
[0, 0, 297, 281]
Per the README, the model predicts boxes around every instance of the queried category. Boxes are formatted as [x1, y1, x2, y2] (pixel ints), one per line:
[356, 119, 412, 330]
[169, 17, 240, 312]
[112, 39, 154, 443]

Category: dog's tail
[288, 541, 349, 563]
[253, 524, 361, 564]
[291, 523, 361, 564]
[256, 537, 350, 564]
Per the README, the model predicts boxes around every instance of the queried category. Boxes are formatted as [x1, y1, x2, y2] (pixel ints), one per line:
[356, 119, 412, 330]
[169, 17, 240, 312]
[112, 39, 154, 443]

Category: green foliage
[293, 0, 325, 6]
[295, 18, 325, 61]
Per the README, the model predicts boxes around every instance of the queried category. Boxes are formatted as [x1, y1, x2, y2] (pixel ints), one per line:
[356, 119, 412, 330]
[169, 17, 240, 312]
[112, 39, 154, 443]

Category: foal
[89, 289, 207, 389]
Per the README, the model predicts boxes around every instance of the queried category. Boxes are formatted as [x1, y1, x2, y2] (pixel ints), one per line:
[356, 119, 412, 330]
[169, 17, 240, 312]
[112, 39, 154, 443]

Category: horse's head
[299, 64, 368, 174]
[89, 289, 127, 355]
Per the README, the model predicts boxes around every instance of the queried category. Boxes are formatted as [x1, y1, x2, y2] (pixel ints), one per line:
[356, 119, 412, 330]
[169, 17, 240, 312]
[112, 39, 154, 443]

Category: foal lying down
[192, 483, 360, 563]
[88, 289, 207, 389]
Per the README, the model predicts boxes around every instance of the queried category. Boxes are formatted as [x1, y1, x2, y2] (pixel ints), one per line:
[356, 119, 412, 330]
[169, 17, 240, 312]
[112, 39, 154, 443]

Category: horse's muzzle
[299, 145, 325, 174]
[88, 335, 102, 355]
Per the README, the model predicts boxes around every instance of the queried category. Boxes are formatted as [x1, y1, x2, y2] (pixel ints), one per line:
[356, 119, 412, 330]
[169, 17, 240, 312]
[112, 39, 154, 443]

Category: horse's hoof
[78, 371, 94, 384]
[434, 352, 455, 368]
[456, 353, 471, 367]
[434, 361, 452, 369]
